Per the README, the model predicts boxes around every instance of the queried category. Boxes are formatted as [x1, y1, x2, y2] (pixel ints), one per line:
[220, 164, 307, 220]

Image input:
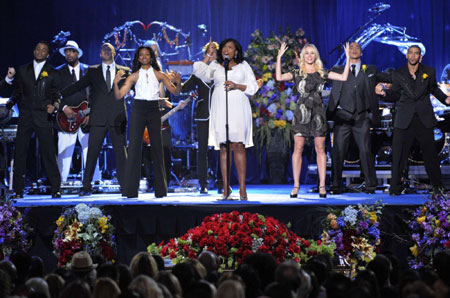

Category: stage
[11, 184, 429, 273]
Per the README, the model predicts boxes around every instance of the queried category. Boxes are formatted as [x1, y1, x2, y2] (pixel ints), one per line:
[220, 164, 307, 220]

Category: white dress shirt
[33, 60, 46, 80]
[102, 62, 116, 87]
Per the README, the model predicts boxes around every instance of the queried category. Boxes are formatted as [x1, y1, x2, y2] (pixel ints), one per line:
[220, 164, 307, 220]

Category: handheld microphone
[224, 55, 229, 69]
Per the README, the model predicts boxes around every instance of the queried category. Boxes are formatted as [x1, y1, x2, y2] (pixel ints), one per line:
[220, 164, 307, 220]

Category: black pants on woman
[123, 100, 167, 198]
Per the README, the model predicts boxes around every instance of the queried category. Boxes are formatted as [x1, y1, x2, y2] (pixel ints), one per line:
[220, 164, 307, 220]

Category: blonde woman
[276, 42, 350, 198]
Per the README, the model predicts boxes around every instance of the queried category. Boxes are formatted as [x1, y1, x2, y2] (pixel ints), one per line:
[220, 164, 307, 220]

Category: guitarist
[56, 40, 101, 183]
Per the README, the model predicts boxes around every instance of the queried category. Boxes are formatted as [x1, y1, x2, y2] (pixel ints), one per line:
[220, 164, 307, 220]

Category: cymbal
[368, 2, 391, 13]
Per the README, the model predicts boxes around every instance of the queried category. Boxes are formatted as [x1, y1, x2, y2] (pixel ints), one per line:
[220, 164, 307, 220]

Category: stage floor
[11, 184, 432, 207]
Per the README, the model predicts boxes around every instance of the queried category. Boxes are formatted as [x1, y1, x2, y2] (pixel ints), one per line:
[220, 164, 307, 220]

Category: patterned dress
[291, 70, 328, 137]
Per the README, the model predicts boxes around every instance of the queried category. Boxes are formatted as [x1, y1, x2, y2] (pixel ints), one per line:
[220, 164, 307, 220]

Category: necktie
[106, 65, 111, 91]
[71, 68, 77, 82]
[351, 64, 356, 76]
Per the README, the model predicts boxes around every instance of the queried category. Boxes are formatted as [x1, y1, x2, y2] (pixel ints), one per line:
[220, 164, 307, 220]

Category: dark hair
[216, 38, 245, 65]
[407, 45, 421, 54]
[36, 41, 50, 51]
[132, 46, 161, 73]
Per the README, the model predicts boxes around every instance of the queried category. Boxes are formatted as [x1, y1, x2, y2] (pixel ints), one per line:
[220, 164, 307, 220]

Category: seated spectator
[128, 275, 163, 298]
[58, 279, 91, 298]
[156, 271, 182, 298]
[44, 273, 65, 298]
[92, 277, 121, 298]
[214, 280, 245, 298]
[130, 252, 158, 279]
[26, 277, 51, 298]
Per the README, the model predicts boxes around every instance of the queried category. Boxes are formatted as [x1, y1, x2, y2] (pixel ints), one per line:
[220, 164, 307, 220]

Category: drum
[408, 128, 446, 164]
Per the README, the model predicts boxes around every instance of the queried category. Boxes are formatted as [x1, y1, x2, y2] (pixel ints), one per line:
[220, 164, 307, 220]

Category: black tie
[71, 68, 77, 82]
[106, 65, 111, 91]
[351, 64, 356, 76]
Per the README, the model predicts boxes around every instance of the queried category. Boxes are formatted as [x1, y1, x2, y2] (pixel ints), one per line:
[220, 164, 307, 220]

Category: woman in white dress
[194, 38, 258, 200]
[113, 46, 181, 198]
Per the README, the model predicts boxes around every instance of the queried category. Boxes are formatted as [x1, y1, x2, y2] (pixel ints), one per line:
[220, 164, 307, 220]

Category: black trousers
[142, 128, 171, 188]
[332, 117, 377, 189]
[124, 100, 167, 197]
[83, 124, 127, 191]
[13, 119, 61, 194]
[390, 114, 442, 191]
[197, 120, 209, 188]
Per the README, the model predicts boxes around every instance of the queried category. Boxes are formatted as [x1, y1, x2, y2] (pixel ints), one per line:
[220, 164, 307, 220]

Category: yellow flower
[330, 219, 338, 229]
[56, 216, 65, 226]
[327, 213, 337, 221]
[252, 113, 258, 118]
[410, 244, 418, 257]
[435, 219, 441, 227]
[40, 71, 48, 78]
[361, 64, 367, 72]
[369, 211, 377, 224]
[263, 72, 272, 82]
[417, 216, 426, 224]
[274, 120, 286, 128]
[422, 73, 428, 80]
[98, 216, 109, 234]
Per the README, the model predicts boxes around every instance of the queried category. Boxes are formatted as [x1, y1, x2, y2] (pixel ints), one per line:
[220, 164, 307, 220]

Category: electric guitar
[143, 91, 198, 145]
[57, 101, 90, 133]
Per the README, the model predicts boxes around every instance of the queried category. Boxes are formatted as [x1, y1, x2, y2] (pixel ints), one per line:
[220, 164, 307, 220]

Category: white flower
[78, 211, 90, 224]
[266, 79, 275, 89]
[284, 87, 292, 97]
[251, 238, 264, 253]
[75, 203, 89, 214]
[343, 206, 358, 226]
[90, 208, 102, 218]
[267, 103, 277, 114]
[285, 110, 294, 121]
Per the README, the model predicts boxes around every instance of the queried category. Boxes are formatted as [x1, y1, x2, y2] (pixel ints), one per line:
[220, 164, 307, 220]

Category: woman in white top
[113, 46, 181, 198]
[194, 38, 258, 200]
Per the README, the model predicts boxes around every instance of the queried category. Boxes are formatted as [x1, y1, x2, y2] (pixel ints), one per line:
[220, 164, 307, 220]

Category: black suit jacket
[385, 64, 448, 129]
[10, 61, 60, 128]
[56, 63, 89, 108]
[327, 64, 390, 126]
[0, 79, 11, 90]
[61, 64, 129, 127]
[181, 74, 213, 120]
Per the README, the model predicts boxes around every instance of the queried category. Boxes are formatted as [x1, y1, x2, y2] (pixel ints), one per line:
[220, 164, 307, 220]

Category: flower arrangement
[321, 203, 383, 272]
[422, 73, 429, 81]
[245, 28, 308, 148]
[53, 203, 116, 268]
[408, 194, 450, 269]
[39, 71, 48, 79]
[148, 211, 332, 269]
[0, 202, 32, 260]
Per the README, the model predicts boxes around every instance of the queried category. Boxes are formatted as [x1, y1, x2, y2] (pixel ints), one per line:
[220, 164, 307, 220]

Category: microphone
[224, 55, 229, 70]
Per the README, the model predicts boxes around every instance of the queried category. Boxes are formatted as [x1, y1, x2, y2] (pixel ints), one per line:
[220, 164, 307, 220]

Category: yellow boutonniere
[361, 65, 367, 72]
[40, 71, 48, 79]
[422, 73, 428, 81]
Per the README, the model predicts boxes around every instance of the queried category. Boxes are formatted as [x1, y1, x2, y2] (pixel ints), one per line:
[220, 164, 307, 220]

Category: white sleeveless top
[134, 67, 160, 101]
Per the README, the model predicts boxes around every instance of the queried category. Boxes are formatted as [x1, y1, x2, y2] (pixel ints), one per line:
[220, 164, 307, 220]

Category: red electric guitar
[57, 101, 90, 133]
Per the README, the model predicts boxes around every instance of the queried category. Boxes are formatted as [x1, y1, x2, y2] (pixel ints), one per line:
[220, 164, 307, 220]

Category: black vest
[339, 72, 366, 114]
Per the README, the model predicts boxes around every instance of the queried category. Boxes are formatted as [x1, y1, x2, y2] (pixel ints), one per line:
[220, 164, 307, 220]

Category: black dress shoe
[51, 192, 61, 198]
[10, 193, 24, 199]
[389, 189, 401, 196]
[329, 187, 342, 195]
[362, 187, 376, 194]
[199, 187, 208, 194]
[79, 189, 92, 197]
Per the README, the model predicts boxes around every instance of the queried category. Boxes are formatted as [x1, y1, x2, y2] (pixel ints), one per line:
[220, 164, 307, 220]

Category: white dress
[193, 60, 258, 150]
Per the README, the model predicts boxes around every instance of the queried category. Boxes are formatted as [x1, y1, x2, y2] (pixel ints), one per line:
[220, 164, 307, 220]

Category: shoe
[389, 188, 401, 196]
[221, 187, 232, 200]
[79, 189, 92, 197]
[319, 186, 327, 198]
[362, 186, 376, 194]
[329, 186, 342, 195]
[290, 186, 299, 198]
[155, 193, 166, 198]
[239, 191, 248, 201]
[10, 193, 24, 199]
[51, 192, 61, 198]
[199, 187, 208, 194]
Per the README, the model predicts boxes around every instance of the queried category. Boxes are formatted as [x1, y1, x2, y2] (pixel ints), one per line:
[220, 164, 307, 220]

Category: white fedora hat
[59, 40, 83, 58]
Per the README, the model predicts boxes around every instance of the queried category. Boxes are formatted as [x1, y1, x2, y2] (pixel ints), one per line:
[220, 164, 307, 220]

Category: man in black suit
[56, 40, 101, 183]
[376, 45, 450, 195]
[327, 42, 390, 194]
[61, 43, 129, 196]
[6, 41, 61, 198]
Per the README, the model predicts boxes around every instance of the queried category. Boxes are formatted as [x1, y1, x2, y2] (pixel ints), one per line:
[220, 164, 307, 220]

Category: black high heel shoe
[290, 186, 299, 198]
[319, 186, 327, 198]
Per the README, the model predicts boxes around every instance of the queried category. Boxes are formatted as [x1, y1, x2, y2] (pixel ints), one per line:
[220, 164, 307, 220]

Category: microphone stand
[224, 57, 231, 200]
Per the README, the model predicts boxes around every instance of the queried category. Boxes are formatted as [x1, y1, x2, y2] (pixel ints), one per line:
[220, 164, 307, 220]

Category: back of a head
[171, 262, 196, 292]
[116, 264, 132, 294]
[184, 280, 216, 298]
[156, 271, 182, 298]
[243, 252, 277, 289]
[151, 255, 165, 272]
[198, 251, 219, 272]
[402, 280, 435, 298]
[129, 275, 163, 298]
[324, 272, 352, 298]
[264, 282, 294, 298]
[215, 280, 245, 298]
[97, 264, 119, 283]
[304, 258, 328, 286]
[354, 270, 380, 298]
[0, 260, 17, 283]
[10, 251, 32, 284]
[366, 255, 392, 288]
[44, 273, 65, 298]
[58, 279, 91, 298]
[130, 252, 158, 279]
[275, 261, 301, 292]
[433, 250, 450, 285]
[26, 277, 50, 298]
[235, 263, 262, 298]
[30, 256, 44, 278]
[92, 277, 121, 298]
[0, 269, 12, 298]
[185, 258, 207, 280]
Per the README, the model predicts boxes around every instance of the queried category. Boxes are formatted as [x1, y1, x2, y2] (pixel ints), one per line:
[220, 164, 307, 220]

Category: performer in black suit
[180, 41, 218, 194]
[61, 43, 129, 196]
[327, 42, 390, 194]
[56, 40, 101, 183]
[376, 45, 450, 195]
[6, 41, 61, 198]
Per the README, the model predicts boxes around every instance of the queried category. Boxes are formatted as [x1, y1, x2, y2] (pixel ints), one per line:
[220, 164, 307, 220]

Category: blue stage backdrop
[0, 0, 449, 78]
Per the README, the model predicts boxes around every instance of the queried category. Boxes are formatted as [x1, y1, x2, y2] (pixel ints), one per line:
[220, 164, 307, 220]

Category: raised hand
[114, 69, 126, 84]
[343, 42, 350, 60]
[277, 42, 288, 58]
[7, 67, 15, 79]
[445, 96, 450, 105]
[172, 71, 181, 84]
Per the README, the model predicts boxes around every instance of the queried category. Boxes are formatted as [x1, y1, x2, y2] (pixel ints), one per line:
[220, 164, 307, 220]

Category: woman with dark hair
[194, 38, 258, 200]
[114, 46, 181, 198]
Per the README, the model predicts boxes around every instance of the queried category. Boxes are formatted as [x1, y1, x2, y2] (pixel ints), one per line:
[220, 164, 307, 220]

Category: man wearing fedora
[70, 251, 97, 287]
[56, 40, 101, 184]
[6, 41, 61, 199]
[61, 43, 129, 196]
